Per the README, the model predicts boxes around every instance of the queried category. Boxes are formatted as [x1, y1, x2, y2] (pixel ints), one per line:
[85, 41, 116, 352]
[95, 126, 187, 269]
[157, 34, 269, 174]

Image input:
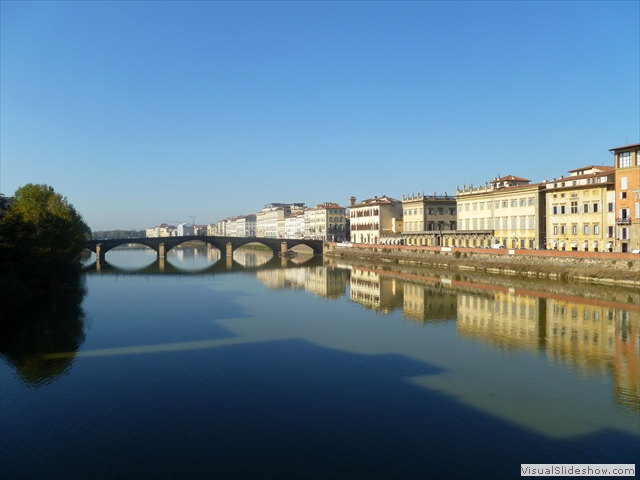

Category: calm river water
[1, 245, 638, 479]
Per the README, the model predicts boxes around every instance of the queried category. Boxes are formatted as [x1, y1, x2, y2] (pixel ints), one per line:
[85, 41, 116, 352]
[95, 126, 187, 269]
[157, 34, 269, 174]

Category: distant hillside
[92, 230, 145, 239]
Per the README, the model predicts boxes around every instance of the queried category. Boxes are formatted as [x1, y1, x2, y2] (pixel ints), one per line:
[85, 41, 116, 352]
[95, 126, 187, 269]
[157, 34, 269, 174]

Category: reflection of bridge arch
[85, 236, 323, 262]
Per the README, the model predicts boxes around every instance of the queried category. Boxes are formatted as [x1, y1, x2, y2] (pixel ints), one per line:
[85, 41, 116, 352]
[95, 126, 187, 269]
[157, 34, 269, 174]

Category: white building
[349, 195, 403, 244]
[177, 223, 195, 236]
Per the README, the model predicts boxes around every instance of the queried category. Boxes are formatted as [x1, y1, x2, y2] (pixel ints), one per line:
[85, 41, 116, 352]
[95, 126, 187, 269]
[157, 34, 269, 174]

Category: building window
[560, 206, 566, 214]
[520, 216, 526, 229]
[571, 225, 578, 235]
[553, 206, 558, 215]
[553, 225, 558, 234]
[621, 192, 627, 199]
[571, 201, 578, 214]
[511, 200, 517, 208]
[438, 208, 443, 215]
[449, 208, 456, 215]
[502, 201, 508, 208]
[621, 227, 629, 240]
[593, 224, 599, 235]
[621, 177, 628, 190]
[511, 217, 517, 230]
[608, 203, 614, 212]
[561, 225, 567, 235]
[520, 199, 526, 207]
[583, 225, 589, 235]
[618, 152, 631, 168]
[528, 198, 535, 206]
[593, 203, 599, 213]
[583, 204, 589, 213]
[528, 216, 534, 229]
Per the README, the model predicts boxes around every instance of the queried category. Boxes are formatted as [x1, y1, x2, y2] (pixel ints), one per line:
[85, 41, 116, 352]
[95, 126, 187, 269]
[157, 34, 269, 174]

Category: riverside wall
[324, 242, 640, 287]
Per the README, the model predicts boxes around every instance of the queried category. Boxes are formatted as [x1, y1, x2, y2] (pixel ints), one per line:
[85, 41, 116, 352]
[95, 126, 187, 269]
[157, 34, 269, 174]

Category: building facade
[610, 143, 640, 252]
[177, 223, 195, 236]
[456, 175, 546, 249]
[305, 202, 347, 242]
[349, 195, 403, 244]
[401, 193, 457, 246]
[545, 166, 615, 252]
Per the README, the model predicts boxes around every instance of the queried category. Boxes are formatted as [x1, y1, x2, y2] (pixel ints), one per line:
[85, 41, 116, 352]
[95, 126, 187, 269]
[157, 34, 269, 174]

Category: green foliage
[0, 183, 89, 271]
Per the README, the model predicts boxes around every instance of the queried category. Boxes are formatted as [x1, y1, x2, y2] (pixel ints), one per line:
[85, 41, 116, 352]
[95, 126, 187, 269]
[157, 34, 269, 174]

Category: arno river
[1, 245, 638, 479]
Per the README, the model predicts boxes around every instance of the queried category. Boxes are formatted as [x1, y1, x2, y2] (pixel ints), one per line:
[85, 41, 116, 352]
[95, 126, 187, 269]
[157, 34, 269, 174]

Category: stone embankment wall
[324, 243, 640, 287]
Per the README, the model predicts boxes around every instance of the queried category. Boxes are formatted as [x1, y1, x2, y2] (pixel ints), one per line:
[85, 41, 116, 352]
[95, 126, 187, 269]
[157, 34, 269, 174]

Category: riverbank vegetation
[0, 184, 90, 320]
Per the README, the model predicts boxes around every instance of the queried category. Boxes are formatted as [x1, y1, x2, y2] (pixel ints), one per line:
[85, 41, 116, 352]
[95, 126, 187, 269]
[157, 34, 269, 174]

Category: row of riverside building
[147, 143, 639, 253]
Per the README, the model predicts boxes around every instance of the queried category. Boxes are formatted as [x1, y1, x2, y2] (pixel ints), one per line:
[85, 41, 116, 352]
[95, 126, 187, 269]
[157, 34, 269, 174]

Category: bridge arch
[85, 236, 323, 261]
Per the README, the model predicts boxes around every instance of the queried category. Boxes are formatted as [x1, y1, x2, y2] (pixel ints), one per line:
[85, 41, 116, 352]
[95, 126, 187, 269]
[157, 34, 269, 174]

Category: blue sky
[1, 1, 638, 230]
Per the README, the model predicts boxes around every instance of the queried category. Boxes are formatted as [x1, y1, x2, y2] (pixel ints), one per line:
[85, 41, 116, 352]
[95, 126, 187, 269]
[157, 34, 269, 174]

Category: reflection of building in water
[305, 267, 348, 298]
[233, 250, 272, 268]
[546, 299, 639, 412]
[256, 267, 348, 299]
[207, 245, 221, 262]
[456, 288, 639, 412]
[403, 283, 457, 325]
[457, 291, 544, 351]
[349, 268, 403, 315]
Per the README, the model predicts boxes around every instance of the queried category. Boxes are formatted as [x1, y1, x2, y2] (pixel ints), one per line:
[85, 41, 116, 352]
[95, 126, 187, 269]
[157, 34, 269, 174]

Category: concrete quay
[324, 243, 640, 288]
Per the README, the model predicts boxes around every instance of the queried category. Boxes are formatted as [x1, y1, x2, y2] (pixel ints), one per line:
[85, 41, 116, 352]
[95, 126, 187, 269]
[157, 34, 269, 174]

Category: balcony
[616, 217, 631, 225]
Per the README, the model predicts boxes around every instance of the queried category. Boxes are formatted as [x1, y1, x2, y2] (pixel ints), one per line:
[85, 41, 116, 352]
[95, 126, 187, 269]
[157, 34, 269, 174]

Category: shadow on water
[0, 265, 87, 387]
[2, 338, 638, 480]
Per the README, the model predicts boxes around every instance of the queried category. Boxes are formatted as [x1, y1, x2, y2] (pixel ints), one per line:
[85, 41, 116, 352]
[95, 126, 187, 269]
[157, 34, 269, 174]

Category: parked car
[491, 243, 505, 249]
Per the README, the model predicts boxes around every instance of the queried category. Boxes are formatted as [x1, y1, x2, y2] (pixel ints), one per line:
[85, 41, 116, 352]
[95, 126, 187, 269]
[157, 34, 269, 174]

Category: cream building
[456, 175, 546, 249]
[401, 193, 457, 246]
[545, 165, 615, 251]
[610, 143, 640, 253]
[349, 195, 403, 244]
[256, 211, 266, 238]
[146, 223, 175, 238]
[305, 202, 347, 242]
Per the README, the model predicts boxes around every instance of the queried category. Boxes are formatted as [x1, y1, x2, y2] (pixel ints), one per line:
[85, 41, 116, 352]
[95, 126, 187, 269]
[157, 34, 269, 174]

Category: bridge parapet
[85, 236, 323, 262]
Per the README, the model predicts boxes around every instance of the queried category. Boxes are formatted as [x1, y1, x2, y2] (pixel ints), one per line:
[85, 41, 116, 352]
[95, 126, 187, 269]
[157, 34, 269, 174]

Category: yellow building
[545, 165, 615, 251]
[456, 175, 546, 249]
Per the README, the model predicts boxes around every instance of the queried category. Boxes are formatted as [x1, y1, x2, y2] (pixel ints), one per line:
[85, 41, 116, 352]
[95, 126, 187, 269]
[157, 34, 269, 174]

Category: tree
[0, 183, 90, 269]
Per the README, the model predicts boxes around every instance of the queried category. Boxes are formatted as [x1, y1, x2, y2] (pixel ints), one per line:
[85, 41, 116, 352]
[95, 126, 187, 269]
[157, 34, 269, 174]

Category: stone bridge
[85, 235, 324, 262]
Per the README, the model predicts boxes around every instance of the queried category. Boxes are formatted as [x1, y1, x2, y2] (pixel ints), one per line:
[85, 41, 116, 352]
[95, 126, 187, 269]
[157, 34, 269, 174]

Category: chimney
[349, 196, 356, 206]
